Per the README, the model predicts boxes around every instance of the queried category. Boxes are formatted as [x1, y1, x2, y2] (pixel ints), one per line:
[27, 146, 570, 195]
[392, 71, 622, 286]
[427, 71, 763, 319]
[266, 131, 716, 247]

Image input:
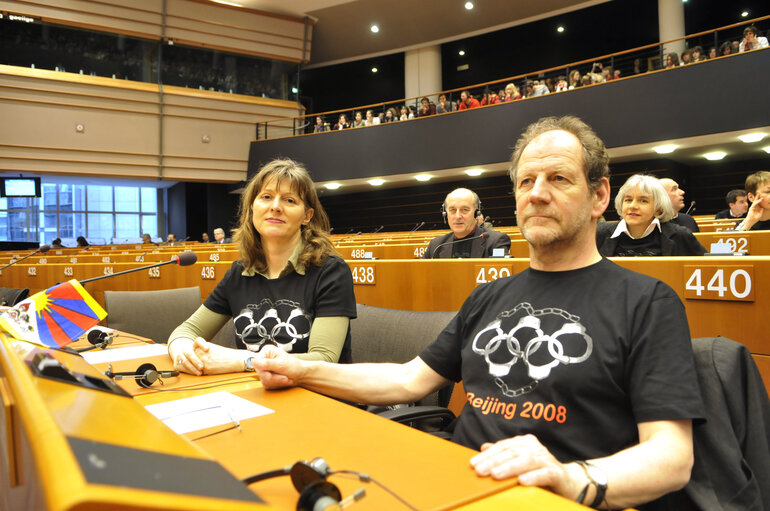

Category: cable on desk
[332, 470, 420, 511]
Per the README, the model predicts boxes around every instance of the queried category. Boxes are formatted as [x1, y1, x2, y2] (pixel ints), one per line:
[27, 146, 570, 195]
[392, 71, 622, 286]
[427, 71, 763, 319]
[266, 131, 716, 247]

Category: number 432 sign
[684, 265, 754, 302]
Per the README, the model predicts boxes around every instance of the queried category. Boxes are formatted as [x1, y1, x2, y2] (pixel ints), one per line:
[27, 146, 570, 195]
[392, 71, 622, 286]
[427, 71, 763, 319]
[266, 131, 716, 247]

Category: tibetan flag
[0, 280, 107, 348]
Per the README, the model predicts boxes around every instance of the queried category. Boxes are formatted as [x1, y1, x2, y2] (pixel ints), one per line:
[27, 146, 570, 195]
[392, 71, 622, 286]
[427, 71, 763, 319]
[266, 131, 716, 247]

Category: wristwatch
[575, 460, 607, 508]
[243, 356, 256, 372]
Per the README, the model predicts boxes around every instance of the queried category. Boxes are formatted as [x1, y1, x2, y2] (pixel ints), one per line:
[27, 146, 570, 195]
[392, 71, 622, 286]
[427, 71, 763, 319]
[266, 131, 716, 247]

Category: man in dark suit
[660, 178, 699, 232]
[213, 227, 232, 244]
[714, 189, 748, 220]
[422, 188, 510, 259]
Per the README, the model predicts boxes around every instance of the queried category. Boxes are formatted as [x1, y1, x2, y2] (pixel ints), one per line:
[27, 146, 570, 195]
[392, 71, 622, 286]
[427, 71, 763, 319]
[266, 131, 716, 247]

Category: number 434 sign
[684, 265, 754, 302]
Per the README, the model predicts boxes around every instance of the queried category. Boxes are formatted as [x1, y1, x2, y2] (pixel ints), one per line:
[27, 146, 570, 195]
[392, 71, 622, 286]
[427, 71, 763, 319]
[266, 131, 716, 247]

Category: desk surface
[1, 334, 584, 511]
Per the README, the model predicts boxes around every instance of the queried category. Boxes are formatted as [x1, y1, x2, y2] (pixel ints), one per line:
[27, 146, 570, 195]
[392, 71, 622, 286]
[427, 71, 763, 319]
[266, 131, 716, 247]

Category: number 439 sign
[684, 265, 754, 302]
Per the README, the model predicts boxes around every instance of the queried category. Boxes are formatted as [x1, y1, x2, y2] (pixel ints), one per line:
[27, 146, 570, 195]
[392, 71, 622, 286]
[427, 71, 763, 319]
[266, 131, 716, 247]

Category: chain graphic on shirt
[234, 298, 311, 352]
[471, 302, 592, 397]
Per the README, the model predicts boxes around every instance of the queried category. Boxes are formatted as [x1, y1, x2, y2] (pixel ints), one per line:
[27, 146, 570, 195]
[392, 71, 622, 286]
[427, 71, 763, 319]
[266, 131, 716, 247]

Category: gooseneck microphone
[372, 225, 384, 234]
[79, 251, 198, 284]
[685, 201, 696, 215]
[0, 244, 50, 271]
[430, 232, 486, 259]
[408, 221, 425, 235]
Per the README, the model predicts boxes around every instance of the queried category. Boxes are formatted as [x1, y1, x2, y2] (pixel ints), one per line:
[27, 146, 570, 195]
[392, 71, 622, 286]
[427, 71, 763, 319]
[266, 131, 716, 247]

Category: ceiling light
[738, 133, 767, 143]
[465, 168, 484, 176]
[557, 26, 565, 33]
[458, 50, 465, 56]
[211, 0, 242, 6]
[291, 87, 298, 94]
[465, 2, 474, 10]
[741, 11, 749, 17]
[653, 144, 678, 154]
[368, 179, 385, 186]
[370, 24, 379, 33]
[763, 146, 770, 154]
[415, 174, 432, 182]
[324, 183, 341, 190]
[371, 67, 378, 73]
[703, 151, 727, 161]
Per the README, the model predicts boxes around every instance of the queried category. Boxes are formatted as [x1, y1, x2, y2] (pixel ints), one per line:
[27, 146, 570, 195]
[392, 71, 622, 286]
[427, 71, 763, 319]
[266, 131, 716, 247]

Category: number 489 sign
[683, 265, 754, 302]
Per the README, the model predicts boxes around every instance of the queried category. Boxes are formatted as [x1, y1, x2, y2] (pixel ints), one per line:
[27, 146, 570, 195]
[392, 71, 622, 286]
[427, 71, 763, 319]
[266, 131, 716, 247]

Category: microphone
[372, 225, 384, 234]
[430, 232, 486, 258]
[685, 201, 696, 215]
[79, 251, 198, 284]
[408, 221, 425, 235]
[0, 244, 50, 271]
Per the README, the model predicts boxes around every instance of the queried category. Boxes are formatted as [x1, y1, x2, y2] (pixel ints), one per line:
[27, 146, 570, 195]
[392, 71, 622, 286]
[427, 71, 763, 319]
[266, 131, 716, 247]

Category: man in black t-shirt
[254, 116, 703, 510]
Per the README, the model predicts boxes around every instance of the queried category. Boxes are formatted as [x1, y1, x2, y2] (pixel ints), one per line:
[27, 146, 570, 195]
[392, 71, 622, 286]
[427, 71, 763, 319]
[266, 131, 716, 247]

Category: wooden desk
[1, 334, 583, 510]
[347, 257, 770, 389]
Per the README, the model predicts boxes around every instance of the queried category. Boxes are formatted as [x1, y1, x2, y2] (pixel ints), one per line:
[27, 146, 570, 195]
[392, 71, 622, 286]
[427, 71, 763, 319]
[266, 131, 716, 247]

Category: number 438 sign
[684, 265, 754, 302]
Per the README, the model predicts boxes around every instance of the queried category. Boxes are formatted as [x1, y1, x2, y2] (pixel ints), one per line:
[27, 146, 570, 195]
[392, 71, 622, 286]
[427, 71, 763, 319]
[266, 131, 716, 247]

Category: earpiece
[242, 457, 353, 511]
[104, 363, 180, 388]
[75, 330, 115, 352]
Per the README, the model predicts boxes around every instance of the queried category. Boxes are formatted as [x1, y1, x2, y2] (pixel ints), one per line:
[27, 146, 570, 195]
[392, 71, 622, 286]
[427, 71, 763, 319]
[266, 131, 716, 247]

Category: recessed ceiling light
[324, 183, 342, 190]
[415, 174, 432, 182]
[738, 133, 767, 143]
[371, 67, 378, 73]
[370, 24, 379, 33]
[465, 168, 484, 176]
[368, 179, 385, 186]
[741, 10, 749, 17]
[653, 144, 678, 154]
[557, 26, 565, 33]
[458, 50, 465, 56]
[211, 0, 242, 6]
[465, 2, 474, 10]
[763, 146, 770, 154]
[703, 151, 727, 161]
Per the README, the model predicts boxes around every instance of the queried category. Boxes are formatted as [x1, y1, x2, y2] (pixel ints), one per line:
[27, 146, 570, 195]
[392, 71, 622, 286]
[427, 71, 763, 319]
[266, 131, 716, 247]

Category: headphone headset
[441, 194, 482, 225]
[74, 329, 115, 353]
[103, 363, 179, 388]
[243, 458, 350, 511]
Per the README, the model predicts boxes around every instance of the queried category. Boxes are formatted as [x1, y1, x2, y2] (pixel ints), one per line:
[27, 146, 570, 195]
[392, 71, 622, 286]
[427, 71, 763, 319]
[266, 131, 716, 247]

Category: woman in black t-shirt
[168, 159, 356, 375]
[596, 174, 706, 257]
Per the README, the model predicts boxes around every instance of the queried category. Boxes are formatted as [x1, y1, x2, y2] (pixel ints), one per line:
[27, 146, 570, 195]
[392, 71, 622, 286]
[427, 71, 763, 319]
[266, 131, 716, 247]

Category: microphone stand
[0, 246, 50, 271]
[79, 255, 195, 284]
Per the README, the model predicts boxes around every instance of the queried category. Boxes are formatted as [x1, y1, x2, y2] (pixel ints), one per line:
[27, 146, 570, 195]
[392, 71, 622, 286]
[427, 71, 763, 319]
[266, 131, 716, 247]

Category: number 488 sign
[683, 265, 754, 302]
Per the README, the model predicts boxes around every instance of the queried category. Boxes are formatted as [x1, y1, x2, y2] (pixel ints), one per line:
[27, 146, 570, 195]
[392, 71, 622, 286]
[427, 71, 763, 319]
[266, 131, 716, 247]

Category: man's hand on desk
[470, 434, 586, 503]
[252, 345, 303, 388]
[168, 337, 250, 375]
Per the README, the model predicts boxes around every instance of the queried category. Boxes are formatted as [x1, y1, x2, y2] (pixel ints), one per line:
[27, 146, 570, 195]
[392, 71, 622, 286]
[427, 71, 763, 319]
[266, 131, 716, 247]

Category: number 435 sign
[684, 265, 754, 302]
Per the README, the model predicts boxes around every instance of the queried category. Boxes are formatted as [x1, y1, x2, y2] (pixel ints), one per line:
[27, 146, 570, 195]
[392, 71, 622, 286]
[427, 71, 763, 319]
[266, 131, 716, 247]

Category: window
[0, 182, 160, 244]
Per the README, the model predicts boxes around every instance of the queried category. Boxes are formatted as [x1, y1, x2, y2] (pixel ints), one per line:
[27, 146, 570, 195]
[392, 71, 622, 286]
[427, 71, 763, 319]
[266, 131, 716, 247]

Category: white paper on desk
[80, 343, 169, 365]
[144, 391, 274, 434]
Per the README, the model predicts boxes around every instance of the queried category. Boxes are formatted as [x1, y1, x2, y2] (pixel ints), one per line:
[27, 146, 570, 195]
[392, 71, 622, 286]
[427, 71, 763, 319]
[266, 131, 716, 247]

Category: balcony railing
[258, 15, 770, 141]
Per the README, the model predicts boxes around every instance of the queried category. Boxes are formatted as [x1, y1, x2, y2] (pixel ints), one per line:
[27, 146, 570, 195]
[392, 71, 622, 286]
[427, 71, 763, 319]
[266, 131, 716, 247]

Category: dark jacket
[684, 337, 770, 511]
[596, 221, 706, 256]
[422, 225, 510, 259]
[670, 212, 700, 232]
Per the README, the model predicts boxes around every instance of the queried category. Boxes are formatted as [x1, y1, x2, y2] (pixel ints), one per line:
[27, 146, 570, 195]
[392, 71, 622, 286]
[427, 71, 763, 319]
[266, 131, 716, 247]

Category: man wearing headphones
[422, 188, 511, 259]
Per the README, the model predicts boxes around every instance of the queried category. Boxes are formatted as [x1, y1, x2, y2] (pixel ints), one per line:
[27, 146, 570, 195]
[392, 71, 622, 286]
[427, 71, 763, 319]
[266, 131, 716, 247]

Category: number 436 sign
[683, 265, 754, 302]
